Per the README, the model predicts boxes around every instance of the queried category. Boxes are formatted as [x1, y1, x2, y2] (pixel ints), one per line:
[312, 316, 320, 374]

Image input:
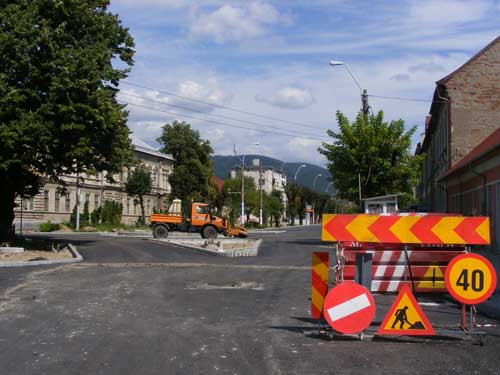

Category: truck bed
[150, 213, 183, 225]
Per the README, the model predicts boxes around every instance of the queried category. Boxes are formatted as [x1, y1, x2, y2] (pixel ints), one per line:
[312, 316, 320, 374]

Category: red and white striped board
[339, 247, 466, 293]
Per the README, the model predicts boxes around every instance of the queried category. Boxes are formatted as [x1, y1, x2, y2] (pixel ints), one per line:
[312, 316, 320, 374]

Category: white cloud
[390, 73, 411, 82]
[189, 2, 286, 43]
[286, 137, 324, 164]
[175, 78, 233, 111]
[255, 87, 315, 109]
[407, 0, 492, 28]
[112, 0, 187, 8]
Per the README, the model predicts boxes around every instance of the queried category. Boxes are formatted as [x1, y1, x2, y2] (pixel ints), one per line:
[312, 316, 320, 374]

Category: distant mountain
[212, 155, 333, 194]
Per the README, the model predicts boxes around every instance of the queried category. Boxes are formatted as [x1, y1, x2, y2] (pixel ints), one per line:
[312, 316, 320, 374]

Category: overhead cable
[118, 100, 329, 142]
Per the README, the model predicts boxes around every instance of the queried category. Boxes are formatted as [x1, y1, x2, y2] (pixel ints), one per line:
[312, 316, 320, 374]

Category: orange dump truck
[149, 200, 248, 239]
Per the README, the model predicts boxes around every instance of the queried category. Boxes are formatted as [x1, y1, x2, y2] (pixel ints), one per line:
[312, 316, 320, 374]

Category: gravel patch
[0, 249, 73, 263]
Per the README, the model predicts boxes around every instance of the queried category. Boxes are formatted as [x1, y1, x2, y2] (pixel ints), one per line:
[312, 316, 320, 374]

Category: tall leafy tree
[319, 111, 423, 205]
[220, 176, 256, 222]
[285, 182, 301, 225]
[125, 166, 152, 224]
[0, 0, 134, 240]
[265, 190, 283, 227]
[158, 121, 214, 207]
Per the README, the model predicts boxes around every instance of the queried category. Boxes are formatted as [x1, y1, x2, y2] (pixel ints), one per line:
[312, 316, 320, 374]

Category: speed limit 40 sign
[445, 253, 497, 305]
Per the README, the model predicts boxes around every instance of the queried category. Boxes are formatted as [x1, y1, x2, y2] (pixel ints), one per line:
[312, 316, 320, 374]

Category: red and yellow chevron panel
[322, 214, 490, 245]
[311, 252, 329, 319]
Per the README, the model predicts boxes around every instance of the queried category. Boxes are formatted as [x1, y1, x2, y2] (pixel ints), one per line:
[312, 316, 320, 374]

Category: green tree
[0, 0, 134, 240]
[298, 186, 315, 225]
[266, 190, 283, 227]
[69, 200, 90, 229]
[319, 111, 423, 204]
[244, 190, 260, 224]
[314, 192, 331, 222]
[158, 121, 214, 208]
[220, 176, 256, 223]
[285, 182, 301, 225]
[124, 167, 152, 224]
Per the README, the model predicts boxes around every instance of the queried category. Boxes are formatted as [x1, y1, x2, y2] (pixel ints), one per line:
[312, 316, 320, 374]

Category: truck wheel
[153, 224, 168, 238]
[202, 225, 218, 239]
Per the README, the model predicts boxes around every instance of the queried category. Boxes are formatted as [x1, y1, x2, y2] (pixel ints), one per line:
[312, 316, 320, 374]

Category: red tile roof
[441, 127, 500, 179]
[213, 176, 224, 192]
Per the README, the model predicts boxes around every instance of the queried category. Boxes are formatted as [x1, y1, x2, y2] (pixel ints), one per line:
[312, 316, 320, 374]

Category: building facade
[416, 36, 500, 212]
[230, 159, 287, 194]
[441, 128, 500, 252]
[14, 137, 174, 228]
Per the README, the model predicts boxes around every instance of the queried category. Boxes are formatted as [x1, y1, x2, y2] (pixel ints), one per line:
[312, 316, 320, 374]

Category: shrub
[69, 201, 90, 228]
[91, 200, 123, 226]
[39, 221, 59, 232]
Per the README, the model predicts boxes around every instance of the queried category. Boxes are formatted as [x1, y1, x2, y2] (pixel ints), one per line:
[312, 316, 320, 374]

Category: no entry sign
[323, 283, 376, 334]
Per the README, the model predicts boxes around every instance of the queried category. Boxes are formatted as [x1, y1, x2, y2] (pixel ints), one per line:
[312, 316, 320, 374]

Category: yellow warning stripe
[311, 286, 326, 312]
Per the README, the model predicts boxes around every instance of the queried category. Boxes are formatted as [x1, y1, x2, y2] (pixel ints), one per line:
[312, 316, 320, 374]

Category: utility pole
[241, 155, 245, 225]
[76, 172, 80, 231]
[362, 89, 369, 115]
[234, 144, 245, 226]
[259, 159, 263, 227]
[358, 173, 362, 207]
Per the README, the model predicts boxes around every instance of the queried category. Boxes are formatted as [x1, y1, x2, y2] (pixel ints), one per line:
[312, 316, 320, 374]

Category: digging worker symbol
[392, 306, 411, 329]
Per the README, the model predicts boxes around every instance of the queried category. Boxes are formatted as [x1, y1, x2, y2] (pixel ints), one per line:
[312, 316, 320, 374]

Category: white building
[14, 136, 174, 228]
[230, 159, 287, 194]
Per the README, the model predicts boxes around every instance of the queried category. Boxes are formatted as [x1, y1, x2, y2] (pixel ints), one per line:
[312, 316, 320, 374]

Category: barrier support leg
[403, 245, 416, 294]
[460, 304, 468, 332]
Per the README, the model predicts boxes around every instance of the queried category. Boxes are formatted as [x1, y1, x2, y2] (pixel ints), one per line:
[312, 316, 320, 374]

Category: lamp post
[329, 60, 369, 115]
[252, 142, 263, 227]
[312, 173, 322, 224]
[234, 144, 245, 225]
[325, 182, 334, 193]
[312, 173, 322, 191]
[294, 164, 307, 181]
[76, 172, 80, 231]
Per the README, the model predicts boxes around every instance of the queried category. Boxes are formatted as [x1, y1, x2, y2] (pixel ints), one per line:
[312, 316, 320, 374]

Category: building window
[23, 197, 34, 210]
[55, 192, 60, 212]
[44, 191, 49, 211]
[152, 171, 157, 187]
[127, 199, 131, 214]
[65, 193, 71, 212]
[146, 199, 150, 215]
[94, 194, 99, 210]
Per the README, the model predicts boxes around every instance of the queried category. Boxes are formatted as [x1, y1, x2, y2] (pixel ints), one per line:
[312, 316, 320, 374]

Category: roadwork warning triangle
[417, 264, 445, 290]
[377, 284, 435, 336]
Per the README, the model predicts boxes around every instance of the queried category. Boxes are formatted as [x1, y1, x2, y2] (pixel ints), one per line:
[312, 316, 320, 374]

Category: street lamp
[234, 144, 246, 225]
[329, 60, 369, 115]
[294, 164, 307, 181]
[312, 173, 322, 224]
[252, 143, 263, 227]
[312, 173, 322, 191]
[325, 181, 334, 193]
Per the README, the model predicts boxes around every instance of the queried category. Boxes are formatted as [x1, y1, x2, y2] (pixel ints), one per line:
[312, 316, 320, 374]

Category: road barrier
[311, 252, 329, 319]
[314, 213, 495, 342]
[342, 243, 466, 292]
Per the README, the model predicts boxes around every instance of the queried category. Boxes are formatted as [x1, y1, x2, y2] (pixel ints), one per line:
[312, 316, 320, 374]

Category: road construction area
[1, 226, 500, 375]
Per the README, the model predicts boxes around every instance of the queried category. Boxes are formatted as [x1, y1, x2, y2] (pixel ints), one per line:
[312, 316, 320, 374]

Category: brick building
[14, 136, 174, 228]
[416, 36, 500, 211]
[440, 128, 500, 251]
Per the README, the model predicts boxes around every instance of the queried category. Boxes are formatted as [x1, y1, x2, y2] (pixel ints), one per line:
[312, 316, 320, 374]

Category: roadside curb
[149, 238, 262, 257]
[0, 243, 83, 267]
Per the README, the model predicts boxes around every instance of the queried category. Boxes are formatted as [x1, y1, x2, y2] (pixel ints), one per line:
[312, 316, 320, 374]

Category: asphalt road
[1, 226, 500, 375]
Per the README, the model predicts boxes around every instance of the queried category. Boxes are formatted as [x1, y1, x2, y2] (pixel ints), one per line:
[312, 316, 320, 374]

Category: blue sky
[110, 0, 500, 166]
